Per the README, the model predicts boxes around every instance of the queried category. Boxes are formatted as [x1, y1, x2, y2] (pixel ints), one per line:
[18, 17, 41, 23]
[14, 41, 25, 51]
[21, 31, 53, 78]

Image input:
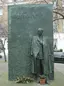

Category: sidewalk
[0, 60, 64, 86]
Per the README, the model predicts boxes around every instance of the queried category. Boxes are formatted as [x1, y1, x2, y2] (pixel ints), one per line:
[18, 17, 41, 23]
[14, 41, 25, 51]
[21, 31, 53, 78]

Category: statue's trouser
[31, 58, 44, 75]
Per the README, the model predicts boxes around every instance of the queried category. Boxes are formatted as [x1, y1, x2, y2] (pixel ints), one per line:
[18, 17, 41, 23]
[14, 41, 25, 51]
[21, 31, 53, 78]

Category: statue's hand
[31, 51, 33, 56]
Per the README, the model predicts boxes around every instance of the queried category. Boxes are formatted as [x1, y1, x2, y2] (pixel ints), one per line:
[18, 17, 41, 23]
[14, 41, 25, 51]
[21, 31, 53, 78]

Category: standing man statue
[31, 28, 44, 78]
[31, 28, 54, 82]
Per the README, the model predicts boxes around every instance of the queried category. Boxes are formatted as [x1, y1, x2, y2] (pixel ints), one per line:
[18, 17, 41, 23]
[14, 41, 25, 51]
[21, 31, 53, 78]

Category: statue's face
[38, 30, 43, 36]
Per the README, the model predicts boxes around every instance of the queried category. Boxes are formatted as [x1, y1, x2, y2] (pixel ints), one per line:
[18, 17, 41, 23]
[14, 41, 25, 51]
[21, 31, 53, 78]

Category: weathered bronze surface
[8, 4, 54, 80]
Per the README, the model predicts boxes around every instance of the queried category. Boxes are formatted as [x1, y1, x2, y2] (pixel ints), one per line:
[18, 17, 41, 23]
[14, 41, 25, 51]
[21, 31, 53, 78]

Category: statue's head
[37, 28, 43, 36]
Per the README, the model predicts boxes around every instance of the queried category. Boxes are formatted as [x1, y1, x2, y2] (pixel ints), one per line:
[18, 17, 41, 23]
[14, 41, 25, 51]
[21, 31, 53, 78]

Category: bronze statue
[31, 28, 54, 81]
[31, 28, 44, 77]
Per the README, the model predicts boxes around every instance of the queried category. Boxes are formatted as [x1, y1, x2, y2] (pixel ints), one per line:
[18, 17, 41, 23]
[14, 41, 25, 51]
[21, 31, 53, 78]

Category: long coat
[31, 36, 54, 77]
[31, 35, 44, 59]
[31, 35, 44, 74]
[43, 37, 54, 77]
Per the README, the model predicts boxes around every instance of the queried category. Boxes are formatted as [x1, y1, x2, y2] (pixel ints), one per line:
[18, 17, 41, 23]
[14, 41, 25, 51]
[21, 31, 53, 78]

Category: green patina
[8, 4, 54, 80]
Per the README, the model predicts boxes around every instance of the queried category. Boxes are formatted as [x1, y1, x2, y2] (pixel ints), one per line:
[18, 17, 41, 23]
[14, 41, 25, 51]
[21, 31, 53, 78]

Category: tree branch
[54, 7, 64, 12]
[53, 11, 64, 18]
[44, 0, 48, 4]
[53, 17, 64, 21]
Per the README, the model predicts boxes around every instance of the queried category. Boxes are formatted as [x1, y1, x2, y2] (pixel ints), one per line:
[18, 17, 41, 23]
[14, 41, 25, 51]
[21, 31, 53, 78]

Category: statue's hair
[38, 28, 43, 31]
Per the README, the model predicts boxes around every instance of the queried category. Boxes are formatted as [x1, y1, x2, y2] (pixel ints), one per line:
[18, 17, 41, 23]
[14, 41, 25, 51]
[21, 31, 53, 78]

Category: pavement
[0, 58, 64, 86]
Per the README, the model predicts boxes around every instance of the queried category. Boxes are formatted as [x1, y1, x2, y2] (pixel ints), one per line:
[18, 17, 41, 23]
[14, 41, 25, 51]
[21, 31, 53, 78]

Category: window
[0, 8, 3, 16]
[8, 0, 13, 2]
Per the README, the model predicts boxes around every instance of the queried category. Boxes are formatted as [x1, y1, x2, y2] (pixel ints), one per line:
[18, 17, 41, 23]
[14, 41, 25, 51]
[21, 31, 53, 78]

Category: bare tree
[44, 0, 64, 21]
[53, 11, 64, 21]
